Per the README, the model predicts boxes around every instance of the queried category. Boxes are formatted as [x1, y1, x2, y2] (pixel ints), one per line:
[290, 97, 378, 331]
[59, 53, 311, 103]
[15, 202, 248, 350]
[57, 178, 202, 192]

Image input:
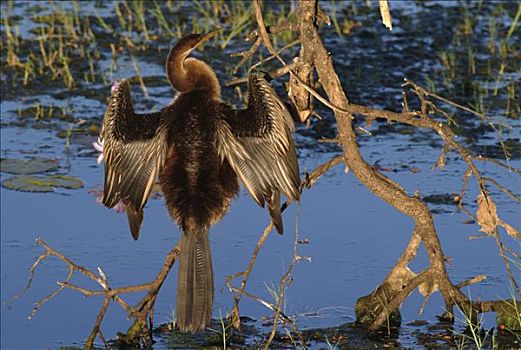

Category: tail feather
[177, 227, 214, 332]
[267, 191, 284, 234]
[126, 205, 144, 240]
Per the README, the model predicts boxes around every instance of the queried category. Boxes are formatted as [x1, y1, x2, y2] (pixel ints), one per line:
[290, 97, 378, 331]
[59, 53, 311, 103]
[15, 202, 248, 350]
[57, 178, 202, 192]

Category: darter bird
[100, 29, 300, 332]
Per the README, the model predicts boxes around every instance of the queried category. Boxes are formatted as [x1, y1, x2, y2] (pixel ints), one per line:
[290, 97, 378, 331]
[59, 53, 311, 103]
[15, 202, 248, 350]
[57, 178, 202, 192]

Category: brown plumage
[100, 30, 300, 332]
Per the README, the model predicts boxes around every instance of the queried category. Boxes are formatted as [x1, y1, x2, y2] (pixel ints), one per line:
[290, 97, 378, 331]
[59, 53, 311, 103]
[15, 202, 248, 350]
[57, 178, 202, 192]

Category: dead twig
[245, 23, 299, 41]
[264, 206, 307, 350]
[85, 296, 111, 349]
[226, 152, 345, 334]
[473, 155, 521, 174]
[20, 238, 180, 348]
[248, 39, 300, 73]
[231, 37, 262, 74]
[417, 83, 513, 165]
[226, 222, 273, 330]
[482, 176, 521, 202]
[291, 0, 520, 330]
[302, 154, 344, 189]
[226, 60, 299, 87]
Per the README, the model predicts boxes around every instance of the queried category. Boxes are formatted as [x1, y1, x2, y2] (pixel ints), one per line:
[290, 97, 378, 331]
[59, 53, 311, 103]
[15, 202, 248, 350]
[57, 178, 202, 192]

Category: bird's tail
[267, 190, 284, 234]
[176, 226, 214, 332]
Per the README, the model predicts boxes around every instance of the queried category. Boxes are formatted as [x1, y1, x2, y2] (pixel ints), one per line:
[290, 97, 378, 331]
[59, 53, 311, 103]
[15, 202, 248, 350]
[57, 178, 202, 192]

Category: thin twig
[226, 60, 299, 86]
[302, 154, 344, 189]
[245, 23, 299, 41]
[405, 78, 513, 167]
[473, 155, 520, 174]
[456, 275, 487, 289]
[22, 238, 180, 348]
[29, 266, 73, 319]
[227, 222, 273, 328]
[227, 154, 344, 331]
[5, 251, 49, 305]
[231, 37, 262, 74]
[264, 205, 306, 350]
[483, 176, 521, 202]
[248, 39, 300, 73]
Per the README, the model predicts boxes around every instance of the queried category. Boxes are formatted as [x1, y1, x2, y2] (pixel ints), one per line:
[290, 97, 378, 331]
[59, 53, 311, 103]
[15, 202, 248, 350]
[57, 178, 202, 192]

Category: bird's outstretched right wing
[216, 74, 300, 234]
[101, 80, 168, 239]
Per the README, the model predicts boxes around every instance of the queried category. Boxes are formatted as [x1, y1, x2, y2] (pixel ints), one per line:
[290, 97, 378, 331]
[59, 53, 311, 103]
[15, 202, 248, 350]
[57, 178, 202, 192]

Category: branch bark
[292, 0, 520, 331]
[21, 239, 180, 349]
[226, 0, 519, 339]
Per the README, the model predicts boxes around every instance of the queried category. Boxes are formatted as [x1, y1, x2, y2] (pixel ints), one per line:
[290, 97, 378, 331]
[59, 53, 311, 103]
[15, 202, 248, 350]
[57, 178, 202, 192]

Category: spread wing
[101, 79, 168, 240]
[216, 74, 300, 234]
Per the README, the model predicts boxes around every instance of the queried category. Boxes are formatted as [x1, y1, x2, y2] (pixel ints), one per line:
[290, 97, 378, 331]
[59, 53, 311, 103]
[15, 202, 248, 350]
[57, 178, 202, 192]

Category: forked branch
[19, 238, 180, 349]
[228, 0, 519, 337]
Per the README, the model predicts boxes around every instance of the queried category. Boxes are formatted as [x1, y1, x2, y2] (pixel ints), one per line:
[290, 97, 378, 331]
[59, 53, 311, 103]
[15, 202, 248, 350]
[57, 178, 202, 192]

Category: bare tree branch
[20, 239, 180, 348]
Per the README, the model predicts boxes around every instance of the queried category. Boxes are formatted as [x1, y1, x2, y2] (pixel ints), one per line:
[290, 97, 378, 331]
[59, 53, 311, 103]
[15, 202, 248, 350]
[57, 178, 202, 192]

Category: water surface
[1, 1, 519, 349]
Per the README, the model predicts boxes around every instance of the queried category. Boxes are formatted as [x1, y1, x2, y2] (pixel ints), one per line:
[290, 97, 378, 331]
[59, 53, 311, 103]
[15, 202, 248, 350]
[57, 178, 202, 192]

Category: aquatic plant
[92, 137, 104, 164]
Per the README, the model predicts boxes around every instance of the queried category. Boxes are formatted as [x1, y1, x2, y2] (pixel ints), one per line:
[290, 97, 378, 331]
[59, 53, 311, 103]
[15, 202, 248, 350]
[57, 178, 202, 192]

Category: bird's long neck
[167, 50, 221, 98]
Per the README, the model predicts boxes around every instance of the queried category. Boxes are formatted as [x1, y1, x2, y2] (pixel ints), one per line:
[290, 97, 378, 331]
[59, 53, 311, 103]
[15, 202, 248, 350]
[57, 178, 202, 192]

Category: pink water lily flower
[92, 137, 104, 164]
[112, 199, 126, 213]
[92, 81, 121, 164]
[89, 188, 126, 213]
[111, 80, 121, 94]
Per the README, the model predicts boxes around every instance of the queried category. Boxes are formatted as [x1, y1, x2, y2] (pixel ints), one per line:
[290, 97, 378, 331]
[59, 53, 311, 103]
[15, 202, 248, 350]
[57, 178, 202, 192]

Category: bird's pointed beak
[195, 28, 222, 48]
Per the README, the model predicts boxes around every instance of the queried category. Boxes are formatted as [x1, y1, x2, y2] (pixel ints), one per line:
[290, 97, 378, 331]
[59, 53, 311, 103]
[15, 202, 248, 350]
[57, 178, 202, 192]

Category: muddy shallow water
[1, 1, 520, 349]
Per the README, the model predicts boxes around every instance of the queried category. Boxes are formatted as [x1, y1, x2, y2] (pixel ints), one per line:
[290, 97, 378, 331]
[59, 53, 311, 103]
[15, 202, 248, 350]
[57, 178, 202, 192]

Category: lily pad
[2, 175, 84, 192]
[0, 157, 59, 175]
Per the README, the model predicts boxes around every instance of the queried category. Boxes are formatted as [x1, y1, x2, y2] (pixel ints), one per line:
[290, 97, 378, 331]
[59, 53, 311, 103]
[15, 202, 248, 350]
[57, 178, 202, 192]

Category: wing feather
[100, 79, 168, 239]
[216, 74, 300, 234]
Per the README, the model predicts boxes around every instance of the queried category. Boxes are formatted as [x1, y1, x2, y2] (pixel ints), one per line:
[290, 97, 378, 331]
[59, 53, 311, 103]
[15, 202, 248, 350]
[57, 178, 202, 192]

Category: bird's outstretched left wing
[101, 80, 168, 239]
[216, 74, 300, 234]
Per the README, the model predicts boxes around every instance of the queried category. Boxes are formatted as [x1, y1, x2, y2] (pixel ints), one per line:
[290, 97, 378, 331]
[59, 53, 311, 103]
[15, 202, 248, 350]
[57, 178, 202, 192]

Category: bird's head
[175, 29, 221, 56]
[166, 29, 222, 94]
[168, 28, 221, 61]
